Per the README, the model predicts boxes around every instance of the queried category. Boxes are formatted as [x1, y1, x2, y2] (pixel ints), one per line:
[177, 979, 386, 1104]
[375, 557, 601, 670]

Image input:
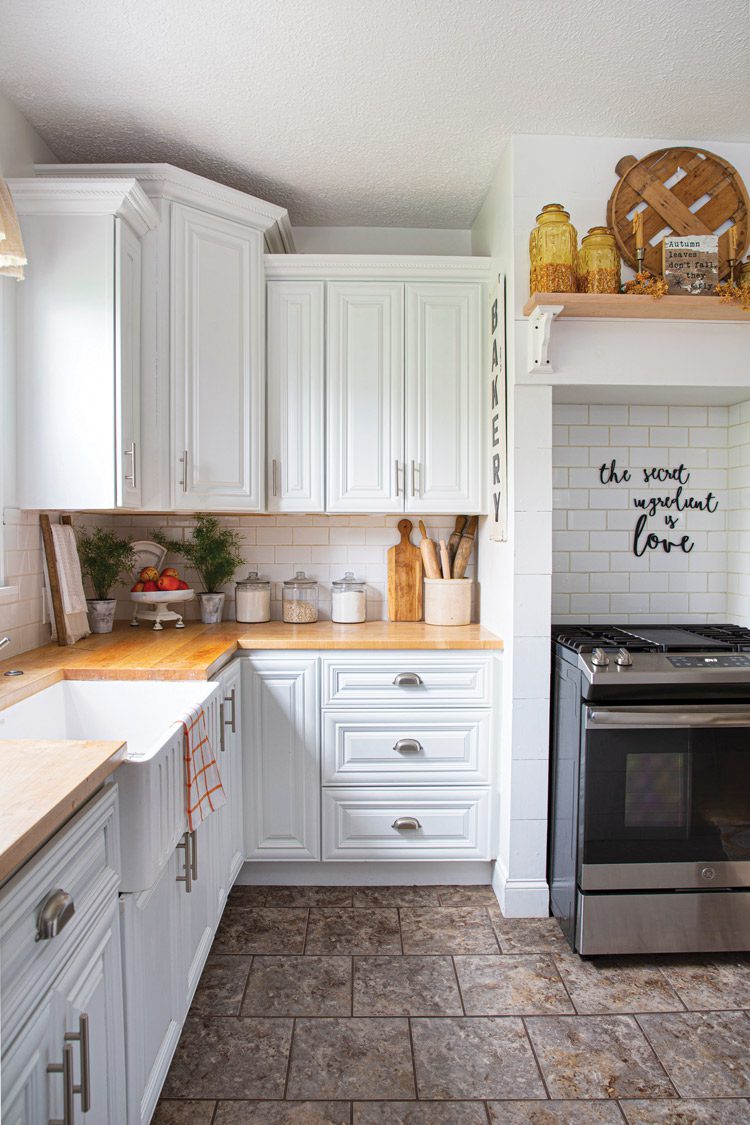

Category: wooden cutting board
[387, 519, 424, 621]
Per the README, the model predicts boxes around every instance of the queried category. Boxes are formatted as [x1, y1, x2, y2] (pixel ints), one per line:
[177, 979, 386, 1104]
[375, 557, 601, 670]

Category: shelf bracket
[527, 303, 564, 374]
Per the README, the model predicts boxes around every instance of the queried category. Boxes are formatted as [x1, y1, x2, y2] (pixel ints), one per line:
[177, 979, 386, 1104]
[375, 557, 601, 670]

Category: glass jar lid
[332, 570, 365, 590]
[284, 570, 318, 588]
[236, 570, 270, 589]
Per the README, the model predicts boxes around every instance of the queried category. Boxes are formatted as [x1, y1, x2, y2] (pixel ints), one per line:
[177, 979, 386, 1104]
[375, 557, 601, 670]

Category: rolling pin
[447, 516, 466, 566]
[418, 520, 442, 579]
[439, 539, 451, 580]
[452, 515, 478, 579]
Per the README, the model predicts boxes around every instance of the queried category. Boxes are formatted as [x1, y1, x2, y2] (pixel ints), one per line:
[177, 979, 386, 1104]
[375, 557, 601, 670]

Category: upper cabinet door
[115, 218, 142, 508]
[172, 204, 263, 510]
[326, 282, 404, 513]
[405, 283, 484, 514]
[267, 281, 325, 512]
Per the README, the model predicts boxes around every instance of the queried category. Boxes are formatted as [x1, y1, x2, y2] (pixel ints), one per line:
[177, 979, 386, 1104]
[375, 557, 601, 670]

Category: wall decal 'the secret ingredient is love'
[598, 459, 720, 557]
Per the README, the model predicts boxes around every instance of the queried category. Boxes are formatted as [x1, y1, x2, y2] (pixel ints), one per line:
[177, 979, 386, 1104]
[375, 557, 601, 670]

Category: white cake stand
[129, 590, 195, 630]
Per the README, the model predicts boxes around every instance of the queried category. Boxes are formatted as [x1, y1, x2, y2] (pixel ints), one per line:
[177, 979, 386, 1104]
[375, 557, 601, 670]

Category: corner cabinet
[11, 177, 159, 510]
[171, 204, 264, 510]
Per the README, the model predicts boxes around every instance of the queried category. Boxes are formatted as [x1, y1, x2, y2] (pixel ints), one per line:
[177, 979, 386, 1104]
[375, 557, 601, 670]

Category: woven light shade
[0, 177, 27, 280]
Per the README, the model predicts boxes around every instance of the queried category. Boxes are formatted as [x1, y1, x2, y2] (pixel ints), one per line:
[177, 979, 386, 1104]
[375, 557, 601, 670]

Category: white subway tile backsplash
[589, 405, 629, 425]
[630, 405, 668, 425]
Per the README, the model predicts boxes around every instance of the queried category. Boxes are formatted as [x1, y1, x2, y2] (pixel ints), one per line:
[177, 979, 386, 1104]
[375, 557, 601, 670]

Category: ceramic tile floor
[154, 885, 750, 1123]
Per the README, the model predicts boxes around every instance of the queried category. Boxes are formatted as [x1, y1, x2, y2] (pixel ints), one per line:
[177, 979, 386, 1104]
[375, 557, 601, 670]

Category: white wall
[728, 400, 750, 626]
[553, 403, 729, 623]
[292, 226, 472, 255]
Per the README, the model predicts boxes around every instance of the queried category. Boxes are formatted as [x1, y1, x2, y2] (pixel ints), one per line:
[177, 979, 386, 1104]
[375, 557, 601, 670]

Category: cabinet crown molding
[8, 177, 160, 237]
[264, 254, 493, 281]
[35, 162, 295, 250]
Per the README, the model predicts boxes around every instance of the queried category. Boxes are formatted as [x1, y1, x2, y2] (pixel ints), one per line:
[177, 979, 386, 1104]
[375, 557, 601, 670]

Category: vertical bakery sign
[489, 273, 507, 540]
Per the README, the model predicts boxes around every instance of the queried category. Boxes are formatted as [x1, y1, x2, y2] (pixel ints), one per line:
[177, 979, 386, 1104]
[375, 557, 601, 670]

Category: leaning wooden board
[387, 519, 424, 621]
[607, 147, 749, 280]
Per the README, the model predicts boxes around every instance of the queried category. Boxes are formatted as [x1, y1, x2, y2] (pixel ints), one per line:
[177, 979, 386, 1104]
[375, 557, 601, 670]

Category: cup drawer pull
[393, 672, 423, 687]
[393, 738, 423, 754]
[36, 889, 75, 942]
[392, 816, 422, 831]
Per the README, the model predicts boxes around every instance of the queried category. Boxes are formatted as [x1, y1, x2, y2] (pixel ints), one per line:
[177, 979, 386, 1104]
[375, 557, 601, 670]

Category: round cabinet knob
[591, 648, 610, 668]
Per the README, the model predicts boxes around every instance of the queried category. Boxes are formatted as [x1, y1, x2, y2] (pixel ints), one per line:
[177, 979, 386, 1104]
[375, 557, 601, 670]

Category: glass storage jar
[577, 226, 621, 293]
[331, 571, 366, 624]
[529, 203, 578, 294]
[282, 571, 319, 624]
[235, 571, 271, 623]
[739, 259, 750, 294]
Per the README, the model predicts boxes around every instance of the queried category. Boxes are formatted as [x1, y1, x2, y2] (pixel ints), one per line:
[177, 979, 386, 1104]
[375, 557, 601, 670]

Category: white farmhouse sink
[0, 679, 222, 889]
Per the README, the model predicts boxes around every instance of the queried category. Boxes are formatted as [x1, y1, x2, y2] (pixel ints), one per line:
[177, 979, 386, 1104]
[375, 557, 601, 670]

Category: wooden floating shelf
[524, 292, 750, 322]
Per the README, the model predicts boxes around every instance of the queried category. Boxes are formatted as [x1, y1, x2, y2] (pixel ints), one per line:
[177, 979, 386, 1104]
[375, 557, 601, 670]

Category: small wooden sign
[663, 235, 719, 295]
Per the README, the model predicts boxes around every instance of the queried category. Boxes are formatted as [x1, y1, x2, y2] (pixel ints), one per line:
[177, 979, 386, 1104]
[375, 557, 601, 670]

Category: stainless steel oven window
[624, 751, 688, 830]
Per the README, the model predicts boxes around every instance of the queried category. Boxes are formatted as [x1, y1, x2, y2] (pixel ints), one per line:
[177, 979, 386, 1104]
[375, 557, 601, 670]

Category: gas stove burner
[554, 622, 750, 655]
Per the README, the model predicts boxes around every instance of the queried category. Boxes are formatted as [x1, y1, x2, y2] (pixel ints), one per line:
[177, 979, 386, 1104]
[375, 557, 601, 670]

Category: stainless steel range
[549, 623, 750, 955]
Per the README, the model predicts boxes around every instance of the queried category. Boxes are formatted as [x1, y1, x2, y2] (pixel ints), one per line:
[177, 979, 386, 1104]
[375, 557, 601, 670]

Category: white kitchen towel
[181, 704, 226, 831]
[45, 523, 90, 643]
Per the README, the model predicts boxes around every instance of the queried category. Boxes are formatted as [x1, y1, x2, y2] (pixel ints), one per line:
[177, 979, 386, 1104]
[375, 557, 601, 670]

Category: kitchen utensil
[447, 516, 466, 566]
[452, 515, 478, 579]
[387, 519, 424, 621]
[417, 520, 442, 580]
[439, 540, 451, 580]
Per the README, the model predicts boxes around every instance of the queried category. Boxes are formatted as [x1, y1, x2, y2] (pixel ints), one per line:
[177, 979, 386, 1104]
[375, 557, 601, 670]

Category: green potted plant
[77, 527, 136, 633]
[153, 514, 243, 624]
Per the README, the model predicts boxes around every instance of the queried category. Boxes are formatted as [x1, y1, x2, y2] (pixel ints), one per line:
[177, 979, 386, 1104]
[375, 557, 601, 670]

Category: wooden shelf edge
[524, 292, 750, 322]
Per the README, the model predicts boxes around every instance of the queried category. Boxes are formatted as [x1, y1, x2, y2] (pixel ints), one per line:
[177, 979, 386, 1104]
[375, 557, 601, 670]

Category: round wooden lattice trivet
[607, 146, 749, 280]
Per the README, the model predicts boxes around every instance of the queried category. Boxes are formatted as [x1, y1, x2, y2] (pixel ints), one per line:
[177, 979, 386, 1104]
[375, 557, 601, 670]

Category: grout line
[521, 1016, 551, 1100]
[631, 1014, 681, 1100]
[450, 955, 467, 1016]
[236, 954, 255, 1016]
[548, 953, 577, 1014]
[282, 1016, 296, 1101]
[406, 1016, 420, 1101]
[301, 907, 311, 954]
[350, 954, 355, 1018]
[209, 1099, 220, 1124]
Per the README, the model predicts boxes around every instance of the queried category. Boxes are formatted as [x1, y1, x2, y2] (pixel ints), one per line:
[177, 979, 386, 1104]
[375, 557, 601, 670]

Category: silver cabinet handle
[180, 449, 189, 493]
[48, 1042, 75, 1125]
[36, 889, 75, 942]
[392, 816, 422, 831]
[224, 688, 237, 734]
[190, 829, 198, 882]
[410, 460, 421, 497]
[394, 738, 423, 754]
[123, 442, 137, 488]
[393, 672, 423, 687]
[219, 700, 226, 752]
[176, 830, 192, 893]
[272, 459, 279, 497]
[394, 459, 404, 497]
[65, 1014, 91, 1113]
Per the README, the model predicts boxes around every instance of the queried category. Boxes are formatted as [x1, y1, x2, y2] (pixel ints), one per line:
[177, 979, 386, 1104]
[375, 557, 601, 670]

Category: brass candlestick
[728, 257, 737, 285]
[635, 246, 645, 275]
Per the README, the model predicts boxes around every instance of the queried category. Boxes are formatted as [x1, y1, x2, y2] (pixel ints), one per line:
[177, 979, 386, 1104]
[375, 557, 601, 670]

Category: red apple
[177, 580, 190, 590]
[161, 567, 179, 579]
[157, 575, 180, 592]
[142, 580, 158, 592]
[131, 581, 144, 593]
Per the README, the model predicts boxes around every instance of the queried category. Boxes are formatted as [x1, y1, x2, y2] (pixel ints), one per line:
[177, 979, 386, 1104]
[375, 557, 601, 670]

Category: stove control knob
[615, 648, 633, 668]
[591, 648, 610, 668]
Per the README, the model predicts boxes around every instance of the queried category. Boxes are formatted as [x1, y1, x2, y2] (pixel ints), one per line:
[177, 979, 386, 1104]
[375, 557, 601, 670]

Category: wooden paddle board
[387, 518, 424, 621]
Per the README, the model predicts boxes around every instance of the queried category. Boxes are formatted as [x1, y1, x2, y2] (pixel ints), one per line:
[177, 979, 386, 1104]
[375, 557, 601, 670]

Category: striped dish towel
[181, 704, 226, 831]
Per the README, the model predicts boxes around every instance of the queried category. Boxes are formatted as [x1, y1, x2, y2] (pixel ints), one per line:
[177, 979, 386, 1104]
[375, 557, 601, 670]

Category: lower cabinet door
[217, 660, 244, 902]
[179, 818, 217, 1009]
[120, 848, 183, 1125]
[1, 994, 59, 1125]
[55, 911, 127, 1124]
[244, 658, 320, 860]
[323, 787, 491, 860]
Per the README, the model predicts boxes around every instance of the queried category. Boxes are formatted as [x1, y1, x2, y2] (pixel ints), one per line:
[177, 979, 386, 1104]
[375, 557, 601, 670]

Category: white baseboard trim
[238, 860, 493, 886]
[492, 860, 549, 918]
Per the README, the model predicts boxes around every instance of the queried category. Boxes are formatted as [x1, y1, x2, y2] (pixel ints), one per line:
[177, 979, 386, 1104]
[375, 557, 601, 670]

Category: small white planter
[424, 578, 472, 626]
[87, 599, 117, 634]
[198, 592, 225, 624]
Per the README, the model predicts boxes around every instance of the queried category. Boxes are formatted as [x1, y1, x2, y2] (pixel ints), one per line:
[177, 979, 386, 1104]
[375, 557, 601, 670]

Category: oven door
[581, 705, 750, 890]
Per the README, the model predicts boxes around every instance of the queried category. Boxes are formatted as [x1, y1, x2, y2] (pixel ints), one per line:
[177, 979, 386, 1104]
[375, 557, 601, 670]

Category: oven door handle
[587, 707, 750, 729]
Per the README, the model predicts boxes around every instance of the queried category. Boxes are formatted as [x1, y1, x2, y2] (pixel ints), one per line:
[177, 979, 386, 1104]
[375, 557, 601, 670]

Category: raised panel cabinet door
[267, 281, 325, 512]
[405, 283, 484, 513]
[217, 659, 244, 903]
[116, 217, 143, 508]
[178, 816, 217, 1011]
[326, 282, 404, 512]
[244, 657, 320, 859]
[172, 204, 264, 510]
[1, 993, 60, 1125]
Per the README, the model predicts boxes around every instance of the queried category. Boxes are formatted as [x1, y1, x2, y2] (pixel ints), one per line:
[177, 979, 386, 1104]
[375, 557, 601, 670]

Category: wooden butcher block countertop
[0, 739, 125, 884]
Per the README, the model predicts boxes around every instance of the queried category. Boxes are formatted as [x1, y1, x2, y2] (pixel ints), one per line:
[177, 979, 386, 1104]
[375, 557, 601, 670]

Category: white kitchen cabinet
[244, 656, 321, 859]
[171, 203, 264, 510]
[10, 177, 158, 510]
[326, 282, 405, 512]
[267, 281, 325, 511]
[405, 283, 483, 513]
[217, 659, 244, 896]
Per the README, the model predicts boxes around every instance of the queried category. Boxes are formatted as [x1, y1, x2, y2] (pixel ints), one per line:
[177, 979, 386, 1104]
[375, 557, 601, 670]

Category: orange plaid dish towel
[181, 704, 226, 831]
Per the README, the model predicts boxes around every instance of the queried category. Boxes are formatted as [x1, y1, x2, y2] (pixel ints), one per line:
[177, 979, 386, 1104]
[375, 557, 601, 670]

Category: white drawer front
[0, 785, 120, 1047]
[322, 710, 490, 785]
[323, 787, 491, 860]
[322, 654, 492, 707]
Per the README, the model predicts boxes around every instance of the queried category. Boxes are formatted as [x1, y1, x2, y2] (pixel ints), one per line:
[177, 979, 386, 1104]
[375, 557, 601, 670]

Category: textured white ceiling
[1, 0, 748, 226]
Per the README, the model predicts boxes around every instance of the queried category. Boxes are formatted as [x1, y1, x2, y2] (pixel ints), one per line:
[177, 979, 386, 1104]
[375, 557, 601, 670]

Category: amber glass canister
[577, 226, 621, 294]
[529, 204, 578, 293]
